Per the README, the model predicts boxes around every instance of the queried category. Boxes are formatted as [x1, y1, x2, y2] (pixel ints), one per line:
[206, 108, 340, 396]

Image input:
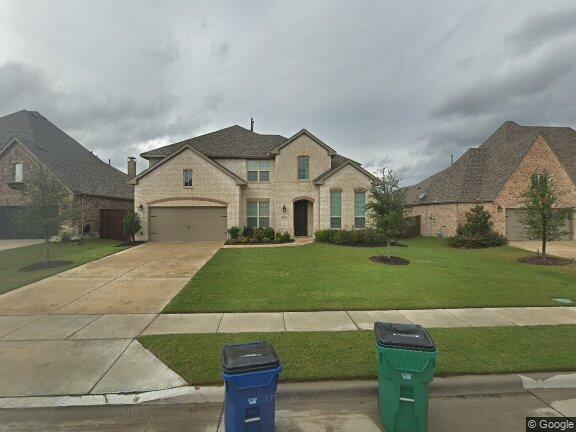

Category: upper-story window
[297, 156, 309, 180]
[531, 173, 548, 186]
[354, 191, 366, 228]
[12, 163, 23, 183]
[247, 160, 270, 182]
[330, 190, 342, 229]
[183, 169, 193, 187]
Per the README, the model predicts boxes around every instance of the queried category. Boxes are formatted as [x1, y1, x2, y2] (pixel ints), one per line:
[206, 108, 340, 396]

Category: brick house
[130, 125, 375, 241]
[0, 110, 133, 239]
[405, 121, 576, 240]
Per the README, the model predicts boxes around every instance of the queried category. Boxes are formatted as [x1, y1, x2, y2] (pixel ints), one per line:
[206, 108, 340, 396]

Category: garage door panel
[505, 208, 573, 241]
[149, 207, 227, 242]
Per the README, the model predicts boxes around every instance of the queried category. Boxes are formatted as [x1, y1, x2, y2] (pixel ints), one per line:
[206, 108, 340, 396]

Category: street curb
[1, 372, 575, 409]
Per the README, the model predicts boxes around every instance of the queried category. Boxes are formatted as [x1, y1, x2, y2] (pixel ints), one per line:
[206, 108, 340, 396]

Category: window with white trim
[330, 190, 342, 229]
[12, 163, 23, 183]
[183, 169, 193, 187]
[297, 156, 309, 180]
[247, 160, 270, 182]
[354, 191, 366, 228]
[247, 201, 270, 228]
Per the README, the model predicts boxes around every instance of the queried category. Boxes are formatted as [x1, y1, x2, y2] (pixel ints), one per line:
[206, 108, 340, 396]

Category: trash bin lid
[222, 341, 280, 374]
[374, 322, 436, 351]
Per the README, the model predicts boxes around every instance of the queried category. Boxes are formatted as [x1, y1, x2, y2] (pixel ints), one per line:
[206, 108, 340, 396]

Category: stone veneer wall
[0, 142, 42, 207]
[410, 136, 576, 238]
[69, 195, 133, 234]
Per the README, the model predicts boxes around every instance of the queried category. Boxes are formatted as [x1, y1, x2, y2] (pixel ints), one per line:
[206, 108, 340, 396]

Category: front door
[293, 200, 308, 236]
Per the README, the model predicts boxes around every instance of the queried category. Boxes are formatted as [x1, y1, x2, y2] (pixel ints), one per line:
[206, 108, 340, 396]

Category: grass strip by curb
[139, 325, 576, 386]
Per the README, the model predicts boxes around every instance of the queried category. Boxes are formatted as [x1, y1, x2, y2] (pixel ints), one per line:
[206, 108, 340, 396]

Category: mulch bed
[225, 239, 294, 245]
[18, 260, 73, 272]
[517, 256, 573, 266]
[369, 256, 410, 266]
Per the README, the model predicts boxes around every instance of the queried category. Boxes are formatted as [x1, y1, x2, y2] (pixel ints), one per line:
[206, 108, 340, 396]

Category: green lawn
[139, 325, 576, 385]
[0, 239, 129, 295]
[163, 238, 576, 313]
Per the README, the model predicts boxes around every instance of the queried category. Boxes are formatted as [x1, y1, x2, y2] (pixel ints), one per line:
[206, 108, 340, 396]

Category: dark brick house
[0, 110, 133, 239]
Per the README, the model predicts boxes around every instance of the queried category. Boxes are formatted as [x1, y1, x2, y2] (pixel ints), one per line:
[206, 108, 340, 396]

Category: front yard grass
[163, 237, 576, 313]
[0, 239, 129, 295]
[139, 325, 576, 385]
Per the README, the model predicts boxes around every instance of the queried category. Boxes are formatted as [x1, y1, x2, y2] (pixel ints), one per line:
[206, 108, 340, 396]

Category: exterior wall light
[138, 204, 144, 211]
[282, 205, 287, 213]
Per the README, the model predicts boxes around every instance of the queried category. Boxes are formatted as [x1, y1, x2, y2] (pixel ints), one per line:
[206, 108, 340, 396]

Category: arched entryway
[293, 198, 313, 236]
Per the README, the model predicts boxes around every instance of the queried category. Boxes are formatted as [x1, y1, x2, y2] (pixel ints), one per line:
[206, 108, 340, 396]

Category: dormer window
[12, 163, 23, 183]
[297, 156, 309, 180]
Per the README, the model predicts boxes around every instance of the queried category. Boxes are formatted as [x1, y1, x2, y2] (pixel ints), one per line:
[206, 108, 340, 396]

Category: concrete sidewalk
[1, 372, 575, 431]
[142, 306, 576, 334]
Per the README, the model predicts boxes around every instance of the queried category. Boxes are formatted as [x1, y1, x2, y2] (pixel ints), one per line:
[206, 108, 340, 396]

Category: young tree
[366, 168, 410, 258]
[15, 168, 73, 262]
[519, 175, 573, 258]
[456, 205, 492, 237]
[122, 211, 142, 243]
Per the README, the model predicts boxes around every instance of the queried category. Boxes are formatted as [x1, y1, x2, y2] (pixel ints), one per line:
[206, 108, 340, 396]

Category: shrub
[448, 231, 508, 249]
[281, 231, 291, 242]
[273, 232, 283, 243]
[122, 211, 142, 242]
[314, 228, 388, 246]
[60, 230, 76, 242]
[253, 228, 265, 242]
[449, 205, 508, 249]
[242, 226, 254, 238]
[227, 226, 240, 239]
[263, 227, 275, 241]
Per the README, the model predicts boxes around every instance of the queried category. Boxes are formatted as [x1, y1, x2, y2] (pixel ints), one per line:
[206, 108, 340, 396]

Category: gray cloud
[0, 0, 575, 186]
[505, 7, 576, 54]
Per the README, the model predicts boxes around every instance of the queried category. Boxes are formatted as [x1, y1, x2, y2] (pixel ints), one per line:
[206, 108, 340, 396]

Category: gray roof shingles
[0, 110, 133, 200]
[406, 121, 576, 205]
[141, 125, 360, 180]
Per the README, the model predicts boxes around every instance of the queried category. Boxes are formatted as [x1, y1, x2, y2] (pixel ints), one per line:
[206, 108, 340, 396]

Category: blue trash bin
[222, 342, 282, 432]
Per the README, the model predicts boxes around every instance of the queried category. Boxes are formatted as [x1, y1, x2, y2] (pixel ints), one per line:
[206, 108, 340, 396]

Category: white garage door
[505, 208, 573, 241]
[149, 207, 227, 242]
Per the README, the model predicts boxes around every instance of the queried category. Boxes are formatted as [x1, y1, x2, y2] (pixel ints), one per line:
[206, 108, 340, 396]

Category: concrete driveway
[0, 239, 43, 252]
[0, 241, 222, 397]
[510, 240, 576, 259]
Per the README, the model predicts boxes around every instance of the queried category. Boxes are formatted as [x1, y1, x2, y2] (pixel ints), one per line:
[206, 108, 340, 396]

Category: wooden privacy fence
[100, 209, 128, 241]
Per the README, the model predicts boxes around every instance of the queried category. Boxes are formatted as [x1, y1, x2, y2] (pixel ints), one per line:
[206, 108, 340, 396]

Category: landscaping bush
[449, 205, 508, 249]
[241, 226, 254, 238]
[60, 230, 76, 242]
[314, 228, 390, 246]
[253, 228, 265, 242]
[448, 232, 508, 248]
[263, 227, 275, 241]
[225, 227, 293, 245]
[227, 226, 240, 239]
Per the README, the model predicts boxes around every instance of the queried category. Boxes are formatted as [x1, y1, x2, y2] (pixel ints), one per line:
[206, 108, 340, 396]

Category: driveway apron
[0, 241, 222, 397]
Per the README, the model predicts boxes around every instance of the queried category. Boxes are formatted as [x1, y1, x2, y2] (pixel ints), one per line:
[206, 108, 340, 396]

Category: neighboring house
[131, 125, 375, 241]
[0, 110, 134, 239]
[405, 121, 576, 240]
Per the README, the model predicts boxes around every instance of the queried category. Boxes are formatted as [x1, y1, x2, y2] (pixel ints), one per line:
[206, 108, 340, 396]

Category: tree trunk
[44, 232, 50, 262]
[542, 236, 547, 259]
[387, 239, 391, 259]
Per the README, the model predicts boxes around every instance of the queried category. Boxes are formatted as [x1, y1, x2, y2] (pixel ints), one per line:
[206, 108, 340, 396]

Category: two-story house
[130, 125, 375, 241]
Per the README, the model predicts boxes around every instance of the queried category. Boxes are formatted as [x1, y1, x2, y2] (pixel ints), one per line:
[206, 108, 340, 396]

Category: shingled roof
[140, 124, 362, 180]
[0, 110, 133, 200]
[140, 125, 288, 159]
[406, 121, 576, 205]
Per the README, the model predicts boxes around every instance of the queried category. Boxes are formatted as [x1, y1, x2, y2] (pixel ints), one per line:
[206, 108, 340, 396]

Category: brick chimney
[128, 157, 136, 178]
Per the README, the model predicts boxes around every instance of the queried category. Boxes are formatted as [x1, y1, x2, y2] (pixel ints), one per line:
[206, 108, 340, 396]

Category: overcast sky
[1, 1, 576, 185]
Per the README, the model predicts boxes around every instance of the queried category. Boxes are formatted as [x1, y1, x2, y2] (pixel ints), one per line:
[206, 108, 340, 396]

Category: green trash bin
[374, 322, 437, 432]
